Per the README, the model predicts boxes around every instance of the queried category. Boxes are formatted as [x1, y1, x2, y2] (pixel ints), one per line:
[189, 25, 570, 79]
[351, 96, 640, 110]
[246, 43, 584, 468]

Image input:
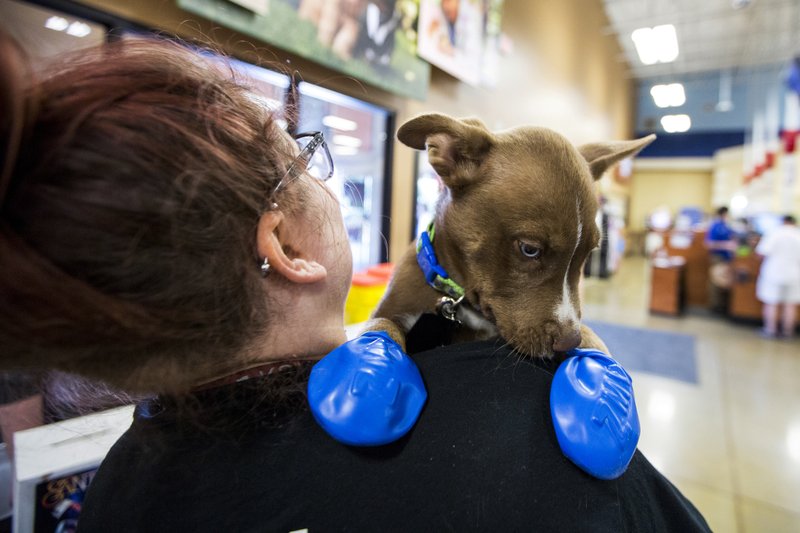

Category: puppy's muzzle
[553, 329, 581, 352]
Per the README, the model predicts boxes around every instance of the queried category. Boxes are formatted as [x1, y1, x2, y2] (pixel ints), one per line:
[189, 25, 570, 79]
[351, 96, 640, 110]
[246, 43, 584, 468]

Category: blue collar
[416, 222, 465, 302]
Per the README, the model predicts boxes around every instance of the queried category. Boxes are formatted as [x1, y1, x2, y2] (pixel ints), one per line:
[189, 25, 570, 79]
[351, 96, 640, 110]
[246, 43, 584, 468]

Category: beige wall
[82, 0, 635, 261]
[713, 145, 800, 217]
[628, 160, 714, 231]
[712, 146, 744, 210]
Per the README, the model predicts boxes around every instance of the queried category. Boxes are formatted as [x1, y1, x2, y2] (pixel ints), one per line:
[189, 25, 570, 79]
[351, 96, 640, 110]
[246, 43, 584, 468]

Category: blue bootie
[308, 331, 427, 446]
[551, 348, 640, 480]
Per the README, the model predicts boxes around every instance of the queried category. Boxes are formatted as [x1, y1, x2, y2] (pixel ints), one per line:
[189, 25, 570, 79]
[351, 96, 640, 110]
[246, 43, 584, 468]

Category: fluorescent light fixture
[45, 16, 69, 32]
[66, 21, 92, 38]
[332, 146, 359, 156]
[631, 24, 679, 65]
[716, 69, 734, 112]
[245, 93, 282, 110]
[332, 134, 362, 148]
[731, 194, 748, 211]
[322, 115, 357, 131]
[660, 114, 691, 133]
[716, 100, 734, 112]
[650, 83, 685, 108]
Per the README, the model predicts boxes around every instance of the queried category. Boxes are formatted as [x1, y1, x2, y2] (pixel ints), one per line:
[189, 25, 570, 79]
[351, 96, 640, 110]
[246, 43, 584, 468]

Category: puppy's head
[398, 113, 654, 357]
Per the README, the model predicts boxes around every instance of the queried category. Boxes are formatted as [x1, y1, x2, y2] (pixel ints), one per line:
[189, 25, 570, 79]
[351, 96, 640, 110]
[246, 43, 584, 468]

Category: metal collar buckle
[436, 295, 464, 323]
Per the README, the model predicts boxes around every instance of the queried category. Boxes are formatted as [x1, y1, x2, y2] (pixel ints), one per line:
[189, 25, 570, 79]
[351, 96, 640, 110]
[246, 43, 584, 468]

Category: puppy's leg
[361, 244, 440, 352]
[362, 317, 408, 350]
[579, 323, 609, 354]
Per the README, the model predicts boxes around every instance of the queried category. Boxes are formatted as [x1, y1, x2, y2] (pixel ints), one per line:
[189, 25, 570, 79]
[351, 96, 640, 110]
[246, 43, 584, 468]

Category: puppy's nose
[553, 329, 581, 352]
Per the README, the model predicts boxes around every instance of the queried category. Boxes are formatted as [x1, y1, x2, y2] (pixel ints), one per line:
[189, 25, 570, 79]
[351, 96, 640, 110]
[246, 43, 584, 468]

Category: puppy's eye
[518, 241, 542, 259]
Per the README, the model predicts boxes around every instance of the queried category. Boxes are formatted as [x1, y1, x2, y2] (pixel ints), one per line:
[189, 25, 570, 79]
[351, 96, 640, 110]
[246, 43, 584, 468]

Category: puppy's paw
[578, 323, 609, 354]
[362, 317, 407, 352]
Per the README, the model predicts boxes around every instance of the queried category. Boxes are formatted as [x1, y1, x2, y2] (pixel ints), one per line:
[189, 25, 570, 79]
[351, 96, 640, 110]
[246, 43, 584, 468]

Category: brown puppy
[367, 113, 654, 358]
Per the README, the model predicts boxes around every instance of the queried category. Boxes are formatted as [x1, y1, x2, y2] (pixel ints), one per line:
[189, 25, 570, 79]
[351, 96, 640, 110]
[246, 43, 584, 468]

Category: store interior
[1, 0, 799, 531]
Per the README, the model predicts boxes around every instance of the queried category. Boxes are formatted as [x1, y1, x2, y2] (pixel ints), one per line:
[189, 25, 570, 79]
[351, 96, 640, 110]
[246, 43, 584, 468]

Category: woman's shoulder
[412, 337, 559, 390]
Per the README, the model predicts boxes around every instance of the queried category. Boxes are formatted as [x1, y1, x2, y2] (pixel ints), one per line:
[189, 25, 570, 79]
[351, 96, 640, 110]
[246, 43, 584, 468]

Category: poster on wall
[479, 0, 504, 87]
[416, 0, 504, 87]
[177, 0, 430, 100]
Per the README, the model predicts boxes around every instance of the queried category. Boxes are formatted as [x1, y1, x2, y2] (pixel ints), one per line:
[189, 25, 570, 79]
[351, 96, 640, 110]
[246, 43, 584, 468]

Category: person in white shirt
[756, 215, 800, 338]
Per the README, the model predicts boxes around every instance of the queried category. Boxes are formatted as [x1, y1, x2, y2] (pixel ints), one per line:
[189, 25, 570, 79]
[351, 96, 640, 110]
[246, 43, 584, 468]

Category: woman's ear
[257, 210, 327, 284]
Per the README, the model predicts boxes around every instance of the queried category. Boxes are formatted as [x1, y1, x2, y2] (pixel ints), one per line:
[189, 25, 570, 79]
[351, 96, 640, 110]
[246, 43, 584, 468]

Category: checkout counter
[648, 229, 793, 322]
[648, 230, 709, 315]
[729, 253, 764, 320]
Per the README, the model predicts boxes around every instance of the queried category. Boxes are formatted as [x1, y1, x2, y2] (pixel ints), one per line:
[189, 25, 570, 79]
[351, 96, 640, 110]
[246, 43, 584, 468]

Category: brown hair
[0, 32, 297, 393]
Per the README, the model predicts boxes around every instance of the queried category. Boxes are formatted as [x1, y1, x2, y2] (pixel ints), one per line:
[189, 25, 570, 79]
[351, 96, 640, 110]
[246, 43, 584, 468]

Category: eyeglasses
[272, 131, 334, 200]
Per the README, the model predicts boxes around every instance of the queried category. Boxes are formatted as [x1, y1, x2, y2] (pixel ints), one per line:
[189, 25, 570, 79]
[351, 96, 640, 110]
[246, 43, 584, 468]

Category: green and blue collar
[416, 222, 465, 320]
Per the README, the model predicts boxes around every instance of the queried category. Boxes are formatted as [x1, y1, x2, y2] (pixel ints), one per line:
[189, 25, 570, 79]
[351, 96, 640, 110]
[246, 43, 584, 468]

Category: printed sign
[178, 0, 431, 100]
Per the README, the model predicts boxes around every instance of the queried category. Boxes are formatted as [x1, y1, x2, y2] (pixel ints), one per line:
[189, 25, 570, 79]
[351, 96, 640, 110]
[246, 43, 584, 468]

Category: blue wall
[635, 131, 745, 157]
[635, 64, 788, 157]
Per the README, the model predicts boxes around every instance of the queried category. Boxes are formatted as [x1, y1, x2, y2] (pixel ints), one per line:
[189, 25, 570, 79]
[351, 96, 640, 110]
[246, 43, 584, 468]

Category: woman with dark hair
[0, 31, 709, 531]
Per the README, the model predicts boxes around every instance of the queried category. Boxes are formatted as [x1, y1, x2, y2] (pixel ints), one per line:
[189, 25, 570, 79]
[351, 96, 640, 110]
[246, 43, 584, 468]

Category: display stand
[649, 256, 686, 316]
[13, 405, 134, 532]
[730, 254, 764, 320]
[663, 230, 710, 308]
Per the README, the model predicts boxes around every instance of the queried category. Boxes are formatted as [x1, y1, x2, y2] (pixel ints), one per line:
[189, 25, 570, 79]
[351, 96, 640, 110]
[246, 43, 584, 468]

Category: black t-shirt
[80, 340, 710, 532]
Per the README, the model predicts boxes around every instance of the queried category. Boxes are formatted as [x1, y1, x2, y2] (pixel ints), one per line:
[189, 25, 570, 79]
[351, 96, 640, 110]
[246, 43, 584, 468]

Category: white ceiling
[602, 0, 800, 80]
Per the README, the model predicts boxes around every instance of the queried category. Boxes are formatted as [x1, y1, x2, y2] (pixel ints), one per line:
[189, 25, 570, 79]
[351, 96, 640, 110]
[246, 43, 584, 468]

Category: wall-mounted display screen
[298, 82, 392, 272]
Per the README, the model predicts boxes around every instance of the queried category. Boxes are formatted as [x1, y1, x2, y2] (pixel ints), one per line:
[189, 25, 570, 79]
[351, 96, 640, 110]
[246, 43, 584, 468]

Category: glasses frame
[271, 131, 334, 202]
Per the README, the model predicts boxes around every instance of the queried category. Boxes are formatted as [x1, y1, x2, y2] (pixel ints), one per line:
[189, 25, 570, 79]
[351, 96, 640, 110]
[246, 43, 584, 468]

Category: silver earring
[260, 257, 271, 277]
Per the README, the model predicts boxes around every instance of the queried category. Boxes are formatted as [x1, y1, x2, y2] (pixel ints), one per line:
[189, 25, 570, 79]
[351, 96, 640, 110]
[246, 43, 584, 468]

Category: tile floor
[581, 257, 800, 533]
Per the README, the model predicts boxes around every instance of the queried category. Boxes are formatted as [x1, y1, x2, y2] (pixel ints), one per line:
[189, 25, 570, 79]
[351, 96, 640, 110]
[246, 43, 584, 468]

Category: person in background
[756, 215, 800, 338]
[0, 31, 710, 531]
[735, 217, 761, 252]
[705, 206, 737, 314]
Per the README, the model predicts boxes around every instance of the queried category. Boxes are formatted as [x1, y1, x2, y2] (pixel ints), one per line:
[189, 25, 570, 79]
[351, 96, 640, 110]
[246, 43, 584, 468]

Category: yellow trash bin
[345, 272, 388, 325]
[366, 262, 395, 281]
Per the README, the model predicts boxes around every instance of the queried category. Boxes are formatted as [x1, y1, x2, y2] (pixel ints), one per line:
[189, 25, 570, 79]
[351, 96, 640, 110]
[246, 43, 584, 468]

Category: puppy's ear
[578, 134, 656, 181]
[397, 113, 493, 191]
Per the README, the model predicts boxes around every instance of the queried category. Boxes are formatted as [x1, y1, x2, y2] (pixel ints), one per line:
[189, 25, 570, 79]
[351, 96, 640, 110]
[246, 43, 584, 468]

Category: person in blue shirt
[705, 207, 737, 313]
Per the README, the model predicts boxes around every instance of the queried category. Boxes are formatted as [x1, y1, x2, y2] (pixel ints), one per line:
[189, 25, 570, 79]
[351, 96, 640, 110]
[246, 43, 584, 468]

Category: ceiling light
[650, 83, 686, 107]
[332, 146, 359, 156]
[246, 93, 282, 110]
[716, 101, 734, 112]
[66, 21, 92, 38]
[660, 114, 691, 133]
[631, 24, 679, 65]
[716, 70, 734, 112]
[731, 194, 748, 211]
[332, 134, 362, 148]
[322, 115, 357, 131]
[45, 16, 69, 32]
